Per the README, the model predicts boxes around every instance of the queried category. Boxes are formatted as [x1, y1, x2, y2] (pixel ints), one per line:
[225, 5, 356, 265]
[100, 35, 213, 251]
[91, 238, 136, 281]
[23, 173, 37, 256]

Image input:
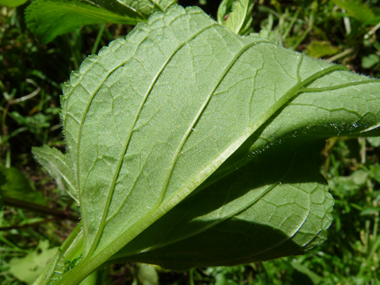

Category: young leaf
[47, 5, 380, 284]
[25, 0, 177, 43]
[217, 0, 233, 24]
[32, 145, 79, 204]
[217, 0, 254, 35]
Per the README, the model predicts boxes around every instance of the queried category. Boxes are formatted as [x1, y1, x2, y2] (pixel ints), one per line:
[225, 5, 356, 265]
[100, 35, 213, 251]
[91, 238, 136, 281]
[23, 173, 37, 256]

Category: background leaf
[9, 240, 59, 285]
[305, 40, 340, 58]
[332, 0, 380, 25]
[217, 0, 254, 35]
[135, 264, 159, 285]
[0, 170, 5, 213]
[25, 0, 177, 43]
[362, 54, 380, 69]
[0, 165, 46, 206]
[0, 0, 28, 7]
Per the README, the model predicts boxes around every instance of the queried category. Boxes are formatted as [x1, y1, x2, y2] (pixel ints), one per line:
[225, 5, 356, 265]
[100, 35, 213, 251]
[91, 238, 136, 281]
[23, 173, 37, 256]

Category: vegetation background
[1, 0, 380, 284]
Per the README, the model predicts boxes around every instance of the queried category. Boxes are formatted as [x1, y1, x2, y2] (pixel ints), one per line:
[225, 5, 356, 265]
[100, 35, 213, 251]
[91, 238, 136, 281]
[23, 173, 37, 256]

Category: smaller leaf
[0, 165, 46, 205]
[136, 264, 159, 285]
[217, 0, 254, 35]
[9, 240, 59, 285]
[305, 40, 340, 58]
[367, 137, 380, 147]
[32, 145, 78, 204]
[291, 262, 323, 284]
[360, 207, 380, 216]
[217, 0, 233, 24]
[332, 0, 380, 25]
[25, 0, 177, 43]
[25, 0, 142, 44]
[0, 0, 28, 7]
[362, 54, 380, 69]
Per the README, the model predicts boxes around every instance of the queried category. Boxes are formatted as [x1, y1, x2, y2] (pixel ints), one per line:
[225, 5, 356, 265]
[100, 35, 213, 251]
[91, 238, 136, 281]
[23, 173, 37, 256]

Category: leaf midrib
[154, 39, 270, 207]
[193, 63, 355, 194]
[111, 150, 299, 258]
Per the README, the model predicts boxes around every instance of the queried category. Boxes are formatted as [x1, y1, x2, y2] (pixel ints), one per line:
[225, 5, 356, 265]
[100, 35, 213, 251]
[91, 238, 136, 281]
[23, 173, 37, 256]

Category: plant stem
[0, 217, 61, 231]
[33, 222, 83, 285]
[325, 48, 354, 63]
[291, 14, 314, 50]
[92, 24, 106, 55]
[189, 268, 195, 285]
[3, 197, 79, 221]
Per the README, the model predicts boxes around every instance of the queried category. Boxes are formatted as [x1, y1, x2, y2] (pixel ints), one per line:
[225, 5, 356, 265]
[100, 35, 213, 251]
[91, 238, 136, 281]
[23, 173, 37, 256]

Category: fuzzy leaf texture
[25, 0, 177, 43]
[44, 5, 380, 284]
[32, 146, 79, 204]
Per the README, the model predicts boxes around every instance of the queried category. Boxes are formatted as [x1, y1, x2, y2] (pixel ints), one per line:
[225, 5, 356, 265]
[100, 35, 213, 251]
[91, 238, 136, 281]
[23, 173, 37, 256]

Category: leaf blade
[109, 141, 333, 269]
[32, 145, 79, 204]
[59, 5, 380, 281]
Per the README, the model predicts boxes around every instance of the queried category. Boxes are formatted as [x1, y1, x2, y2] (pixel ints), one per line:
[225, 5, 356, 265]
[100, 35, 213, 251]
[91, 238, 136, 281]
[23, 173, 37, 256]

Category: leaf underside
[111, 141, 333, 269]
[60, 5, 380, 269]
[32, 145, 79, 204]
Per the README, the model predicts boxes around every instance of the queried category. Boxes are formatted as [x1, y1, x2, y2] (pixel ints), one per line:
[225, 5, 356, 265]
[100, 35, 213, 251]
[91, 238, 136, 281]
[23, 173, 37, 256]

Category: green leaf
[32, 145, 79, 204]
[79, 271, 98, 285]
[217, 0, 254, 35]
[332, 0, 380, 25]
[291, 261, 323, 285]
[135, 264, 159, 285]
[110, 141, 333, 269]
[217, 0, 233, 24]
[46, 5, 380, 283]
[305, 40, 340, 58]
[0, 165, 46, 206]
[25, 0, 177, 43]
[9, 240, 59, 285]
[360, 207, 380, 216]
[0, 170, 5, 213]
[367, 136, 380, 147]
[0, 0, 28, 7]
[362, 54, 380, 69]
[112, 0, 176, 18]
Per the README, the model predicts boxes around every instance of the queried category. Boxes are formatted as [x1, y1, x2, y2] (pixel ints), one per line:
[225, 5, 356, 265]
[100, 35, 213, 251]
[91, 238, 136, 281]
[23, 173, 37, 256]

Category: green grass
[1, 0, 380, 284]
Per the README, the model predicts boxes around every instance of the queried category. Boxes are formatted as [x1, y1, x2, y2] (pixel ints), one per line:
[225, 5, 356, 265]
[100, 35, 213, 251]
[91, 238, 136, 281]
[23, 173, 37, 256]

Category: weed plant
[1, 0, 380, 284]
